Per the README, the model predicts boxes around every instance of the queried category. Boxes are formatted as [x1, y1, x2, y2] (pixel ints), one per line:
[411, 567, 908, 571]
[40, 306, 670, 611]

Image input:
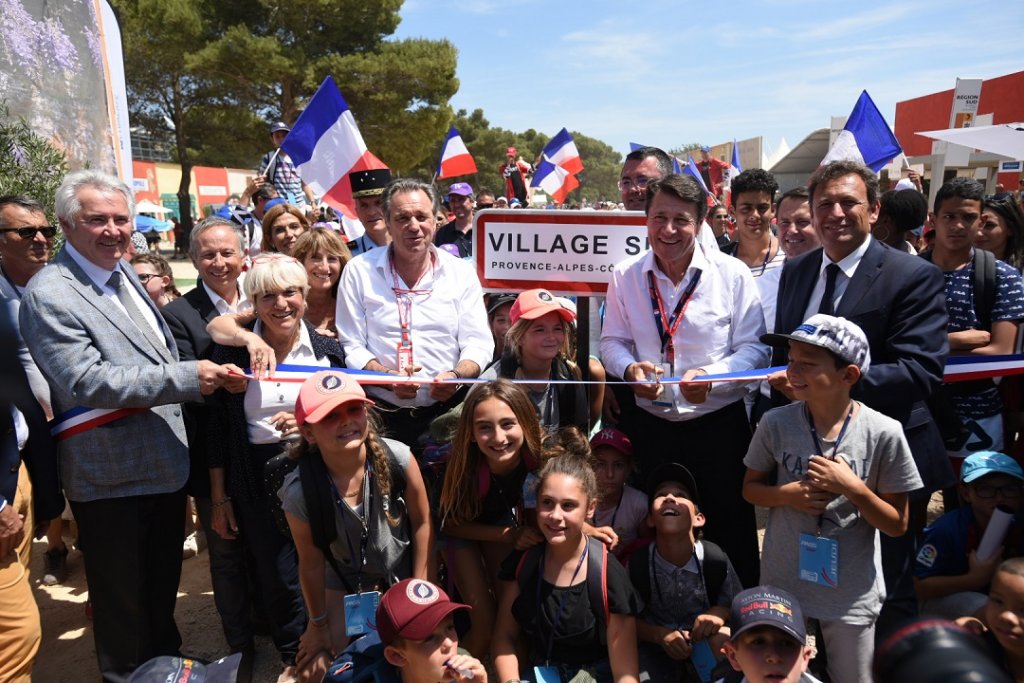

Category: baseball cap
[700, 145, 711, 153]
[376, 578, 470, 645]
[263, 197, 286, 212]
[761, 314, 871, 372]
[645, 462, 700, 507]
[350, 169, 392, 198]
[730, 586, 806, 643]
[269, 121, 291, 134]
[509, 198, 522, 207]
[509, 289, 576, 325]
[506, 147, 517, 157]
[590, 427, 633, 458]
[487, 293, 517, 316]
[961, 451, 1024, 484]
[495, 196, 509, 206]
[294, 370, 374, 426]
[448, 182, 474, 198]
[127, 654, 241, 683]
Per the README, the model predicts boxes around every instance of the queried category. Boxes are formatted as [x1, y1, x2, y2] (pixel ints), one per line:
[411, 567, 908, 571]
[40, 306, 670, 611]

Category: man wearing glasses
[770, 159, 951, 631]
[618, 146, 673, 211]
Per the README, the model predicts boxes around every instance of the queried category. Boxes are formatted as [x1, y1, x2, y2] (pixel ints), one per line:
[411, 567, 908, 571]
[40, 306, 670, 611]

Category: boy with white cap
[742, 314, 923, 683]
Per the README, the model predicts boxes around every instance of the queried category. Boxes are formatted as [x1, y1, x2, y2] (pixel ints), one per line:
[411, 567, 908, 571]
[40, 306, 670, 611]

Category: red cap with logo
[509, 289, 576, 326]
[376, 579, 470, 645]
[294, 370, 374, 426]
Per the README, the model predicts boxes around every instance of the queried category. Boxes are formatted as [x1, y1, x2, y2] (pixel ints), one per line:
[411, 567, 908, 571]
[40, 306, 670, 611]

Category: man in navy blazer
[19, 170, 231, 682]
[770, 160, 953, 632]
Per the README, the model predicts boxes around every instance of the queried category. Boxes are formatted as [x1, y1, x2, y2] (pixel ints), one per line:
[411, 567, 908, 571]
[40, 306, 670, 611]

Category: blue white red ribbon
[49, 406, 149, 442]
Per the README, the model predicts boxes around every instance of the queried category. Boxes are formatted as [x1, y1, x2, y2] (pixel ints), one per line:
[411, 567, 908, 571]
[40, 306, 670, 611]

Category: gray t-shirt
[744, 402, 923, 624]
[279, 437, 413, 588]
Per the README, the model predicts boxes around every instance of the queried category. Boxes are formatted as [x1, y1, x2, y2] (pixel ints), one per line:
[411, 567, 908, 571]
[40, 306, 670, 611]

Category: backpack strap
[700, 540, 729, 607]
[299, 452, 357, 594]
[627, 542, 653, 604]
[514, 545, 544, 589]
[586, 536, 610, 644]
[973, 248, 997, 332]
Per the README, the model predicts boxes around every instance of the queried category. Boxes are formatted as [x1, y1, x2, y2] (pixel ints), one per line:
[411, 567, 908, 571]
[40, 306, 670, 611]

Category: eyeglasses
[0, 226, 58, 239]
[618, 176, 654, 192]
[135, 273, 158, 284]
[477, 203, 494, 210]
[972, 483, 1023, 499]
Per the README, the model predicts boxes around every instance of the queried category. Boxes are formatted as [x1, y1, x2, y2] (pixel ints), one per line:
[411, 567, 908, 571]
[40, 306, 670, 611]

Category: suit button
[174, 410, 181, 416]
[9, 464, 17, 474]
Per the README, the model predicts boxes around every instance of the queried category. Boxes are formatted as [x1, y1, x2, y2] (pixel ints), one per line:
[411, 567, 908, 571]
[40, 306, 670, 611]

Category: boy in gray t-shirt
[743, 315, 923, 683]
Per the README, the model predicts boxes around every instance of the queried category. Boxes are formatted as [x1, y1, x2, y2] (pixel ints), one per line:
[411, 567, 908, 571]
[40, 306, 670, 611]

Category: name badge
[799, 533, 838, 588]
[343, 591, 381, 636]
[651, 361, 678, 409]
[397, 342, 415, 375]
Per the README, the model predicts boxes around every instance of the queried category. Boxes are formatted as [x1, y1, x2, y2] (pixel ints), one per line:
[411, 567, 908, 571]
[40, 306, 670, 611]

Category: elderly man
[770, 159, 951, 631]
[19, 171, 231, 682]
[337, 178, 493, 450]
[159, 216, 255, 677]
[601, 174, 769, 587]
[0, 199, 61, 683]
[434, 182, 476, 257]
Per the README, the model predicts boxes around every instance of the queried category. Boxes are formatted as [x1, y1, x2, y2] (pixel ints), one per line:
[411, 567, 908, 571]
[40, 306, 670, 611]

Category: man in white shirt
[337, 178, 493, 451]
[601, 174, 770, 586]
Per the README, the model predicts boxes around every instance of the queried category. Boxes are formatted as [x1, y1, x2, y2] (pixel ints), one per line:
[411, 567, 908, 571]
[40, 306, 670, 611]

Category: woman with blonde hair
[291, 228, 351, 336]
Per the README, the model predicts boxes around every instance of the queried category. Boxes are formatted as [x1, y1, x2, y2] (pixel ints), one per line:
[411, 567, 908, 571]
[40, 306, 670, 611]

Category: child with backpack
[492, 430, 643, 683]
[437, 379, 547, 657]
[633, 463, 742, 682]
[279, 370, 433, 682]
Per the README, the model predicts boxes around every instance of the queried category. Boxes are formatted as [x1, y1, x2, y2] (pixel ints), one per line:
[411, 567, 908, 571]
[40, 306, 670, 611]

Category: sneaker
[42, 545, 69, 585]
[182, 532, 199, 560]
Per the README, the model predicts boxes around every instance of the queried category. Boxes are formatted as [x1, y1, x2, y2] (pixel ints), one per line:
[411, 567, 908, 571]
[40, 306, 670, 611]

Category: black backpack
[921, 247, 997, 330]
[627, 540, 729, 609]
[514, 535, 611, 645]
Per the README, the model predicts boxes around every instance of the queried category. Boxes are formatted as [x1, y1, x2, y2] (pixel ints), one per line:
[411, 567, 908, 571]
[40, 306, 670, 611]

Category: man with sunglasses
[0, 196, 62, 681]
[914, 451, 1024, 619]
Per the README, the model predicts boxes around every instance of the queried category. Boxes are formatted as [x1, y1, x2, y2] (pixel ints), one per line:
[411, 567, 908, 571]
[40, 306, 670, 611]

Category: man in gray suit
[19, 170, 231, 682]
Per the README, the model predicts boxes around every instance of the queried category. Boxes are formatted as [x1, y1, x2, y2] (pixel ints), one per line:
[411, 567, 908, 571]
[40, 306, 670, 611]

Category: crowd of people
[5, 130, 1024, 683]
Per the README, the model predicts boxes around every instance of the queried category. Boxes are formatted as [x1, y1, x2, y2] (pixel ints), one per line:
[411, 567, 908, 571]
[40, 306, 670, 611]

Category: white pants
[819, 619, 875, 683]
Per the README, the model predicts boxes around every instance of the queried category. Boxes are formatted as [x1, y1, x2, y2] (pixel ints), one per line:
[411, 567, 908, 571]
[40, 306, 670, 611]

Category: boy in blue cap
[915, 451, 1024, 618]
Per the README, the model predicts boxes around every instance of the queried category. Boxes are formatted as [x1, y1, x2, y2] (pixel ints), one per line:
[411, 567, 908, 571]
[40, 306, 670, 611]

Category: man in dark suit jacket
[770, 159, 952, 634]
[160, 216, 255, 671]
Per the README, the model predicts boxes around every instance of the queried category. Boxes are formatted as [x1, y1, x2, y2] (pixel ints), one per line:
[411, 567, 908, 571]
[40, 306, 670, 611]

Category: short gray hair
[54, 170, 134, 229]
[188, 216, 245, 261]
[382, 179, 439, 220]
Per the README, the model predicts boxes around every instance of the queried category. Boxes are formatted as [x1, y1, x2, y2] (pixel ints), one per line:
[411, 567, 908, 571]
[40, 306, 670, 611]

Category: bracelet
[310, 612, 329, 626]
[212, 498, 231, 508]
[449, 368, 463, 379]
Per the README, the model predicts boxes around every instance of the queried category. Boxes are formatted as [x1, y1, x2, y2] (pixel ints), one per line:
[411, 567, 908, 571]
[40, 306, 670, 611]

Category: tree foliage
[0, 100, 68, 223]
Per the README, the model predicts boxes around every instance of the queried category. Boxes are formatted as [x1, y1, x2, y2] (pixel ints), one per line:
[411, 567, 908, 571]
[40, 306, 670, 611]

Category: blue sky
[394, 0, 1023, 160]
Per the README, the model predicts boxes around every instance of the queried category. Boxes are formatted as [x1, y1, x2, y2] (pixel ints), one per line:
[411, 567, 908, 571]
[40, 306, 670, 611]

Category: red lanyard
[388, 248, 434, 348]
[647, 269, 702, 367]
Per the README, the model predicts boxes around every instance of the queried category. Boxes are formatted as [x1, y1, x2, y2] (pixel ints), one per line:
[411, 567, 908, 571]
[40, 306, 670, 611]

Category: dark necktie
[107, 271, 167, 352]
[818, 263, 841, 316]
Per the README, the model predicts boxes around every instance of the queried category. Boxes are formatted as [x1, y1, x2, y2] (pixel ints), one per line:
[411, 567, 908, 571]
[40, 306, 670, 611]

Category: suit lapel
[781, 249, 822, 334]
[116, 262, 177, 360]
[836, 240, 885, 316]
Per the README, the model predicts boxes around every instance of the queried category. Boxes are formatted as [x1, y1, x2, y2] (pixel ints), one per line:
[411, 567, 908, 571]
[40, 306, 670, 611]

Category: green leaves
[0, 100, 68, 224]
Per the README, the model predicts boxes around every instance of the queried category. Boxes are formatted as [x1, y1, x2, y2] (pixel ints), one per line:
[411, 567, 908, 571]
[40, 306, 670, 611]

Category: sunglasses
[1, 226, 58, 239]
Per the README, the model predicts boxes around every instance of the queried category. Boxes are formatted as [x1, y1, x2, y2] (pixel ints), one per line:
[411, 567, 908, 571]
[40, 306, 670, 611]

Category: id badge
[343, 591, 381, 636]
[690, 640, 717, 683]
[397, 342, 414, 375]
[534, 665, 562, 683]
[651, 361, 677, 408]
[799, 533, 839, 588]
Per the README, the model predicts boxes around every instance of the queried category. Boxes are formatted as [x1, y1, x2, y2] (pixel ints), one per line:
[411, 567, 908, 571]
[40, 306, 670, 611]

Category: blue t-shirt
[914, 507, 978, 580]
[944, 256, 1024, 418]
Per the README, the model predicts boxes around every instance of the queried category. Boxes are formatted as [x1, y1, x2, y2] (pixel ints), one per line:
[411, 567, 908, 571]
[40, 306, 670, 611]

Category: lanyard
[327, 459, 373, 593]
[538, 541, 589, 666]
[756, 236, 775, 276]
[651, 546, 708, 629]
[647, 269, 702, 367]
[806, 402, 855, 535]
[388, 248, 433, 350]
[490, 472, 521, 529]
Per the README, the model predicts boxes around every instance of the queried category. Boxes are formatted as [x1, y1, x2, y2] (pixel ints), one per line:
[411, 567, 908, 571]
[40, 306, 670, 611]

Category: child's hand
[967, 549, 1003, 585]
[690, 613, 725, 642]
[779, 480, 833, 514]
[443, 653, 488, 682]
[587, 525, 620, 549]
[510, 526, 544, 550]
[660, 627, 693, 660]
[806, 454, 863, 497]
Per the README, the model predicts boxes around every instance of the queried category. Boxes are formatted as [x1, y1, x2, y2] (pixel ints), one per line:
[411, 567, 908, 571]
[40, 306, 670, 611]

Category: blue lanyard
[326, 459, 373, 592]
[537, 541, 589, 666]
[806, 402, 854, 535]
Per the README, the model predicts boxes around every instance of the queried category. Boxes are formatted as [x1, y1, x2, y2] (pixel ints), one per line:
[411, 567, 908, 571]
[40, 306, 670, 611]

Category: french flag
[437, 125, 478, 179]
[280, 76, 388, 219]
[543, 128, 584, 175]
[531, 158, 579, 204]
[821, 90, 902, 172]
[730, 140, 742, 176]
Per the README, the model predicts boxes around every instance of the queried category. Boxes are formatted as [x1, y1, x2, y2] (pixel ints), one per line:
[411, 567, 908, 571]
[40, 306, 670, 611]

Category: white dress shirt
[64, 242, 165, 344]
[801, 235, 874, 322]
[202, 277, 250, 316]
[601, 245, 770, 421]
[336, 245, 494, 407]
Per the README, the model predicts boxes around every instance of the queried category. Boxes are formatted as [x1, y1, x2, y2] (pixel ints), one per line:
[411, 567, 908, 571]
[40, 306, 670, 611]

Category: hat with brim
[295, 370, 374, 426]
[730, 586, 806, 643]
[350, 169, 393, 198]
[961, 451, 1024, 483]
[645, 462, 700, 507]
[509, 289, 576, 325]
[761, 314, 871, 373]
[376, 579, 470, 645]
[270, 121, 291, 134]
